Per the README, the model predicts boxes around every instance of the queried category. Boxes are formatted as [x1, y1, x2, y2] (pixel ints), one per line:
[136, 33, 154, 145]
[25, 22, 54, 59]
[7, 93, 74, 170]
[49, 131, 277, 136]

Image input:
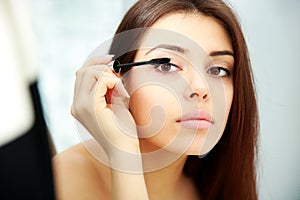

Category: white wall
[30, 0, 136, 152]
[230, 0, 300, 199]
[29, 0, 300, 199]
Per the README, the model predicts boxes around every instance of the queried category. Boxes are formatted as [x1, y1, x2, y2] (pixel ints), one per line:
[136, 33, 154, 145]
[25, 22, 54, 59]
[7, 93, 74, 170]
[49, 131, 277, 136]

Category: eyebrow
[209, 50, 234, 57]
[145, 44, 186, 55]
[145, 44, 234, 58]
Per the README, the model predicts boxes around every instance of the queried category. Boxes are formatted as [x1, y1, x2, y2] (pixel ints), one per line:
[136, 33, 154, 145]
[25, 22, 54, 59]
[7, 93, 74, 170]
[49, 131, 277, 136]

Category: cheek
[225, 82, 234, 114]
[129, 86, 184, 153]
[129, 86, 180, 127]
[217, 81, 233, 138]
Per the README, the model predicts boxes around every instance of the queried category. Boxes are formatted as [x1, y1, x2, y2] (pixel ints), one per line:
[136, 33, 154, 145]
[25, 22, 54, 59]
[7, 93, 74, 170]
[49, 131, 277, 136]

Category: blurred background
[14, 0, 300, 199]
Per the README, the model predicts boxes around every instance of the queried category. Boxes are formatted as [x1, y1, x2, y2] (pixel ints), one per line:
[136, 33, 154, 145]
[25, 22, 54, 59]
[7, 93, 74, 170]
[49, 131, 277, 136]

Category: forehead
[149, 13, 233, 54]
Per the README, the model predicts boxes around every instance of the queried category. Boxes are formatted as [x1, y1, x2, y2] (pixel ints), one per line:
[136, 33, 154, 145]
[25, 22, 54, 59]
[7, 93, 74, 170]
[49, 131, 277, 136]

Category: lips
[176, 111, 213, 130]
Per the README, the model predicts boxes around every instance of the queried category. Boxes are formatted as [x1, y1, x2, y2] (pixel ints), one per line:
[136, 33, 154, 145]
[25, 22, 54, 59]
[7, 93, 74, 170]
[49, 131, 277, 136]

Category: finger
[73, 64, 121, 115]
[73, 66, 115, 114]
[75, 65, 116, 95]
[75, 65, 114, 95]
[74, 55, 113, 77]
[72, 67, 104, 117]
[94, 75, 121, 110]
[112, 81, 130, 98]
[82, 55, 114, 68]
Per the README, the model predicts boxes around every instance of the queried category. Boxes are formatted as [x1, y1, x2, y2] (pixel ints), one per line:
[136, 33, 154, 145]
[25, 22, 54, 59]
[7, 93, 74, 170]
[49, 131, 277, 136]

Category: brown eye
[207, 66, 231, 77]
[161, 63, 171, 71]
[154, 63, 181, 72]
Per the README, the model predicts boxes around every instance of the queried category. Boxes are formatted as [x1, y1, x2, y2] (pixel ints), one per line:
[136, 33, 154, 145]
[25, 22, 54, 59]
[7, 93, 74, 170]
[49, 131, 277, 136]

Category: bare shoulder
[52, 143, 111, 200]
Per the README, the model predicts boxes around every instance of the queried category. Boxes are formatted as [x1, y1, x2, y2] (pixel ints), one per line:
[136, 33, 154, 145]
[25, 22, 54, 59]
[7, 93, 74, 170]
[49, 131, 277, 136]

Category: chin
[181, 137, 219, 156]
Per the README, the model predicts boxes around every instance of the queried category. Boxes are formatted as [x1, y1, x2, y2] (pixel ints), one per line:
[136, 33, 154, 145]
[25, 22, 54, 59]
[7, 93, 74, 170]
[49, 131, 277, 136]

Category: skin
[53, 13, 234, 200]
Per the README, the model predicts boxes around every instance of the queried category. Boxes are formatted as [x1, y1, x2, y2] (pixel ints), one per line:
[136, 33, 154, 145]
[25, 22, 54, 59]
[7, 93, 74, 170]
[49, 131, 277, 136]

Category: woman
[53, 0, 259, 199]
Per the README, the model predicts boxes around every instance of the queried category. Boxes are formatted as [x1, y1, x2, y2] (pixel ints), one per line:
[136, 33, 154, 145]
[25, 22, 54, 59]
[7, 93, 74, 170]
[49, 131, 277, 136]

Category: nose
[185, 71, 209, 102]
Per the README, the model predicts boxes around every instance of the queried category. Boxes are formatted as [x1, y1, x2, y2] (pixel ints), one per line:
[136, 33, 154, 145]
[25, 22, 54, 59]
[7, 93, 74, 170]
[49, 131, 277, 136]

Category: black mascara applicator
[113, 58, 170, 73]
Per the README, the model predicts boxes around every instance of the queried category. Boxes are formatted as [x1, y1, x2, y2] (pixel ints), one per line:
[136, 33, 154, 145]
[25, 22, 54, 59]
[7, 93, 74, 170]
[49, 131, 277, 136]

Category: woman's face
[124, 13, 234, 155]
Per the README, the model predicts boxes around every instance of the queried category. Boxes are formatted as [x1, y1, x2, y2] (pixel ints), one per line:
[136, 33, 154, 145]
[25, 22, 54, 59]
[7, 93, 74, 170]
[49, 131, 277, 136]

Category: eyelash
[153, 62, 232, 78]
[207, 66, 232, 78]
[154, 63, 181, 73]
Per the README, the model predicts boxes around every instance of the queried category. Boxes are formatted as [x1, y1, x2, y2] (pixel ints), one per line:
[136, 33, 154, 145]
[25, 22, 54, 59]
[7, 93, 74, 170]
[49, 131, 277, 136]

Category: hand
[71, 56, 149, 200]
[71, 55, 140, 159]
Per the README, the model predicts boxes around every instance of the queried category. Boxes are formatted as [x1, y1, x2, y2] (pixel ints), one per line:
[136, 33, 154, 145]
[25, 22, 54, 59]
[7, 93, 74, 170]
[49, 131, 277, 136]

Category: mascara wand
[113, 58, 170, 73]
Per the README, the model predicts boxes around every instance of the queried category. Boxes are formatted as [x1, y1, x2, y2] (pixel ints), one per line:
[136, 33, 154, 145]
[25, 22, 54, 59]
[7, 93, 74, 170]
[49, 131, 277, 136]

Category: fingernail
[114, 82, 130, 98]
[108, 61, 114, 67]
[104, 54, 115, 58]
[95, 55, 115, 64]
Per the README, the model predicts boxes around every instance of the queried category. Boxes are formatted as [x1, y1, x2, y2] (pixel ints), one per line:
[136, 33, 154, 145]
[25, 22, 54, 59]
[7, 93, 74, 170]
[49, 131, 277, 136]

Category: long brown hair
[109, 0, 259, 199]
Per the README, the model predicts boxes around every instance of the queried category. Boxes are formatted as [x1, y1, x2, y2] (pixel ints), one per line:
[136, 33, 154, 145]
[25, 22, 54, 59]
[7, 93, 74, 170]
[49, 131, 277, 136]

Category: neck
[140, 141, 191, 199]
[145, 155, 188, 199]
